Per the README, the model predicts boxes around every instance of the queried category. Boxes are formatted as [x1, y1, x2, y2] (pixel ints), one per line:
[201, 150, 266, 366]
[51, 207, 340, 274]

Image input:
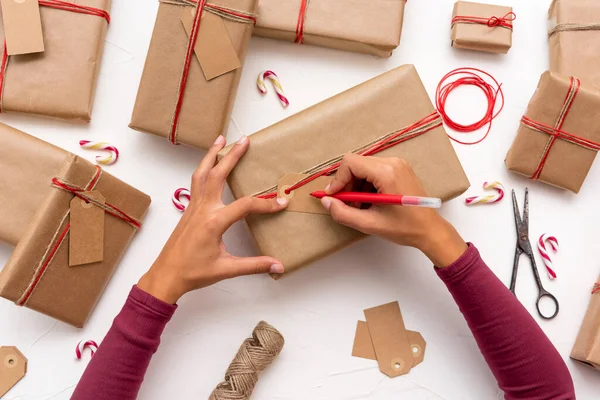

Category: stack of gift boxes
[0, 0, 599, 369]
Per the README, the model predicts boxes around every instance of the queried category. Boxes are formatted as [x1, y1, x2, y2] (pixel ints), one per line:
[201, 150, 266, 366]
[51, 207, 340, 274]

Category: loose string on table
[520, 76, 600, 181]
[255, 112, 442, 200]
[451, 12, 516, 30]
[164, 0, 256, 145]
[0, 0, 110, 113]
[435, 67, 504, 145]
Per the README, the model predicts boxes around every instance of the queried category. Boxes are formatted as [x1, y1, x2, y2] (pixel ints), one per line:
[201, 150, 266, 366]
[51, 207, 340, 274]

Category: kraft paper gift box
[130, 0, 258, 150]
[220, 65, 470, 277]
[0, 0, 110, 121]
[505, 71, 600, 193]
[451, 1, 513, 54]
[0, 126, 150, 327]
[571, 276, 600, 370]
[549, 0, 600, 88]
[253, 0, 406, 57]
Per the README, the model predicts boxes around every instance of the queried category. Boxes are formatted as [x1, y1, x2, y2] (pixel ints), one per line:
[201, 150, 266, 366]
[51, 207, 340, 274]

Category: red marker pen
[310, 191, 442, 209]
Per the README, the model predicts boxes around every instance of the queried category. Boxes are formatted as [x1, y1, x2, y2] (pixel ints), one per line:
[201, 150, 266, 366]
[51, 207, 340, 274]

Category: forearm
[71, 286, 177, 400]
[437, 244, 575, 400]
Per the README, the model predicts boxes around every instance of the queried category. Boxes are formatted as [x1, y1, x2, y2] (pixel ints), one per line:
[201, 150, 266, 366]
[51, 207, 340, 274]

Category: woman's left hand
[137, 135, 288, 304]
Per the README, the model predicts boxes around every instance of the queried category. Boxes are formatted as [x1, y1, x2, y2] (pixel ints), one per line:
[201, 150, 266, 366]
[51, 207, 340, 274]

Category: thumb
[322, 197, 378, 234]
[223, 256, 285, 279]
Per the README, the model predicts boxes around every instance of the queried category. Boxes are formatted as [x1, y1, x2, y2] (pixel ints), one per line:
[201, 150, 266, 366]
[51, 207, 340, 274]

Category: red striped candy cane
[172, 188, 191, 212]
[257, 70, 289, 107]
[76, 340, 99, 360]
[538, 234, 559, 279]
[79, 140, 119, 165]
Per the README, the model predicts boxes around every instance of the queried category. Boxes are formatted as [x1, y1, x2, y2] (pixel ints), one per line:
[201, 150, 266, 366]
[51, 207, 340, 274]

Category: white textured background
[2, 0, 600, 398]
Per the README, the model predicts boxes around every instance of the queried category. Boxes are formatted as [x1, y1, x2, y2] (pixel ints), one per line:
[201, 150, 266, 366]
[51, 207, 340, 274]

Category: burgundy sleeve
[437, 244, 575, 400]
[71, 285, 177, 400]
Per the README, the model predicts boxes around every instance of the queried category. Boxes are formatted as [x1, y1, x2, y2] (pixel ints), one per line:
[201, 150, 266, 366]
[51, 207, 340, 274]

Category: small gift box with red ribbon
[0, 0, 111, 121]
[571, 276, 600, 370]
[505, 71, 600, 193]
[451, 1, 514, 54]
[130, 0, 258, 150]
[253, 0, 407, 57]
[0, 123, 150, 327]
[220, 65, 470, 277]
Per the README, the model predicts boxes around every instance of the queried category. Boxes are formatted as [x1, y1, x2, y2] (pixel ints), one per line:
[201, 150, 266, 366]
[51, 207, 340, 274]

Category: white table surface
[2, 0, 600, 398]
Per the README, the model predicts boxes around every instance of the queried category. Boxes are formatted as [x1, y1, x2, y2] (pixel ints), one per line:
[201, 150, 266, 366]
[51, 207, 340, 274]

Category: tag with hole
[0, 0, 44, 55]
[69, 191, 105, 267]
[181, 7, 240, 81]
[0, 346, 27, 397]
[364, 301, 415, 377]
[277, 173, 334, 215]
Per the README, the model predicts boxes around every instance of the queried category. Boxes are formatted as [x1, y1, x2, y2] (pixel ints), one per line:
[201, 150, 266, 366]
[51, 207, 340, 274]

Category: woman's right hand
[321, 154, 467, 267]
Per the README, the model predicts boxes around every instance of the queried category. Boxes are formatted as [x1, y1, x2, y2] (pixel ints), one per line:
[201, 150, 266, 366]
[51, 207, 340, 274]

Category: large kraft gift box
[130, 0, 258, 149]
[549, 0, 600, 88]
[253, 0, 407, 57]
[505, 71, 600, 193]
[0, 127, 151, 327]
[0, 0, 110, 121]
[221, 65, 470, 277]
[451, 1, 513, 54]
[571, 277, 600, 370]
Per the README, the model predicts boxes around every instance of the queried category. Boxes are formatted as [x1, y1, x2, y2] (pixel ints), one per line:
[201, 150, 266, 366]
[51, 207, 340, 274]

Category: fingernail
[270, 264, 284, 274]
[277, 197, 289, 206]
[237, 135, 248, 144]
[325, 183, 332, 193]
[214, 135, 225, 146]
[321, 197, 332, 210]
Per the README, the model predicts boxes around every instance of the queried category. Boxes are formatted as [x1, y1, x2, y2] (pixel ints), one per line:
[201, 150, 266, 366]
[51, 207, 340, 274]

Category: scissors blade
[511, 190, 522, 231]
[522, 188, 530, 235]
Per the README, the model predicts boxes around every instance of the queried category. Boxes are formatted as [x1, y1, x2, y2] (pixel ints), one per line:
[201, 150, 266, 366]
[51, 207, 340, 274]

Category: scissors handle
[536, 290, 559, 320]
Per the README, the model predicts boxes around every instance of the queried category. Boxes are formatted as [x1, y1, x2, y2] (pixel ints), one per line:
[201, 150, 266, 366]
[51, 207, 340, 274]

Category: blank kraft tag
[181, 7, 240, 81]
[364, 301, 414, 377]
[0, 0, 44, 55]
[69, 191, 105, 267]
[0, 346, 27, 398]
[277, 173, 334, 215]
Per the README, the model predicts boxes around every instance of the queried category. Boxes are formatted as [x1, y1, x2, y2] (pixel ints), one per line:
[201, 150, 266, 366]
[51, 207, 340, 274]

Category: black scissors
[510, 188, 559, 320]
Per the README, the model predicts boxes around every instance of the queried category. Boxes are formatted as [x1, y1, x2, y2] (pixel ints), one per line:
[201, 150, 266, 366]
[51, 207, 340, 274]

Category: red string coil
[435, 67, 504, 145]
[451, 12, 516, 30]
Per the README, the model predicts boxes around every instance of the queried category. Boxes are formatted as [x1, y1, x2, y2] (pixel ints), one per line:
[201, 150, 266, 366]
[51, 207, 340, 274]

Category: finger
[321, 196, 380, 234]
[218, 196, 288, 232]
[222, 256, 285, 279]
[191, 135, 226, 197]
[326, 153, 383, 195]
[206, 134, 248, 188]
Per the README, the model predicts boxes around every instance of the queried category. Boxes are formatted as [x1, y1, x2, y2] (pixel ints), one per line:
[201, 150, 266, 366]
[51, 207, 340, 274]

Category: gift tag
[364, 301, 414, 377]
[0, 0, 44, 55]
[69, 191, 105, 267]
[277, 173, 334, 215]
[181, 7, 240, 81]
[0, 346, 27, 398]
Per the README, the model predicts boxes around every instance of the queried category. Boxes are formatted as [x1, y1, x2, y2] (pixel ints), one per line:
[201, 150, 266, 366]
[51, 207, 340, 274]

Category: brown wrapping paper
[451, 1, 513, 54]
[0, 0, 110, 121]
[221, 65, 470, 276]
[549, 0, 600, 88]
[505, 71, 600, 193]
[253, 0, 406, 57]
[0, 123, 69, 245]
[130, 0, 258, 150]
[571, 277, 600, 370]
[0, 132, 150, 327]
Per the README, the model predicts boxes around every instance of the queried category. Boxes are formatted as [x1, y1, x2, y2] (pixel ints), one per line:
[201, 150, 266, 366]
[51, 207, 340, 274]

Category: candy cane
[257, 70, 289, 107]
[172, 188, 191, 212]
[538, 234, 559, 280]
[75, 340, 99, 360]
[79, 140, 119, 165]
[465, 181, 505, 205]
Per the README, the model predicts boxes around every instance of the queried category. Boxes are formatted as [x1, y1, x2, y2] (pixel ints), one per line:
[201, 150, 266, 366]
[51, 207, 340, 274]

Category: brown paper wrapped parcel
[220, 65, 470, 276]
[549, 0, 600, 88]
[0, 124, 151, 327]
[253, 0, 407, 57]
[451, 1, 513, 54]
[571, 276, 600, 370]
[0, 0, 110, 121]
[130, 0, 258, 150]
[505, 71, 600, 193]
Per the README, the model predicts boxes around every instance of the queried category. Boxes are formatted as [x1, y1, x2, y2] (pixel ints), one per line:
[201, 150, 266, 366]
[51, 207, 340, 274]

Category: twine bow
[452, 11, 516, 30]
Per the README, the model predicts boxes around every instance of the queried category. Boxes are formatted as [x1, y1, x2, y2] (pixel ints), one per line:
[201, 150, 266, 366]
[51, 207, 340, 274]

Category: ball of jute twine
[209, 321, 284, 400]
